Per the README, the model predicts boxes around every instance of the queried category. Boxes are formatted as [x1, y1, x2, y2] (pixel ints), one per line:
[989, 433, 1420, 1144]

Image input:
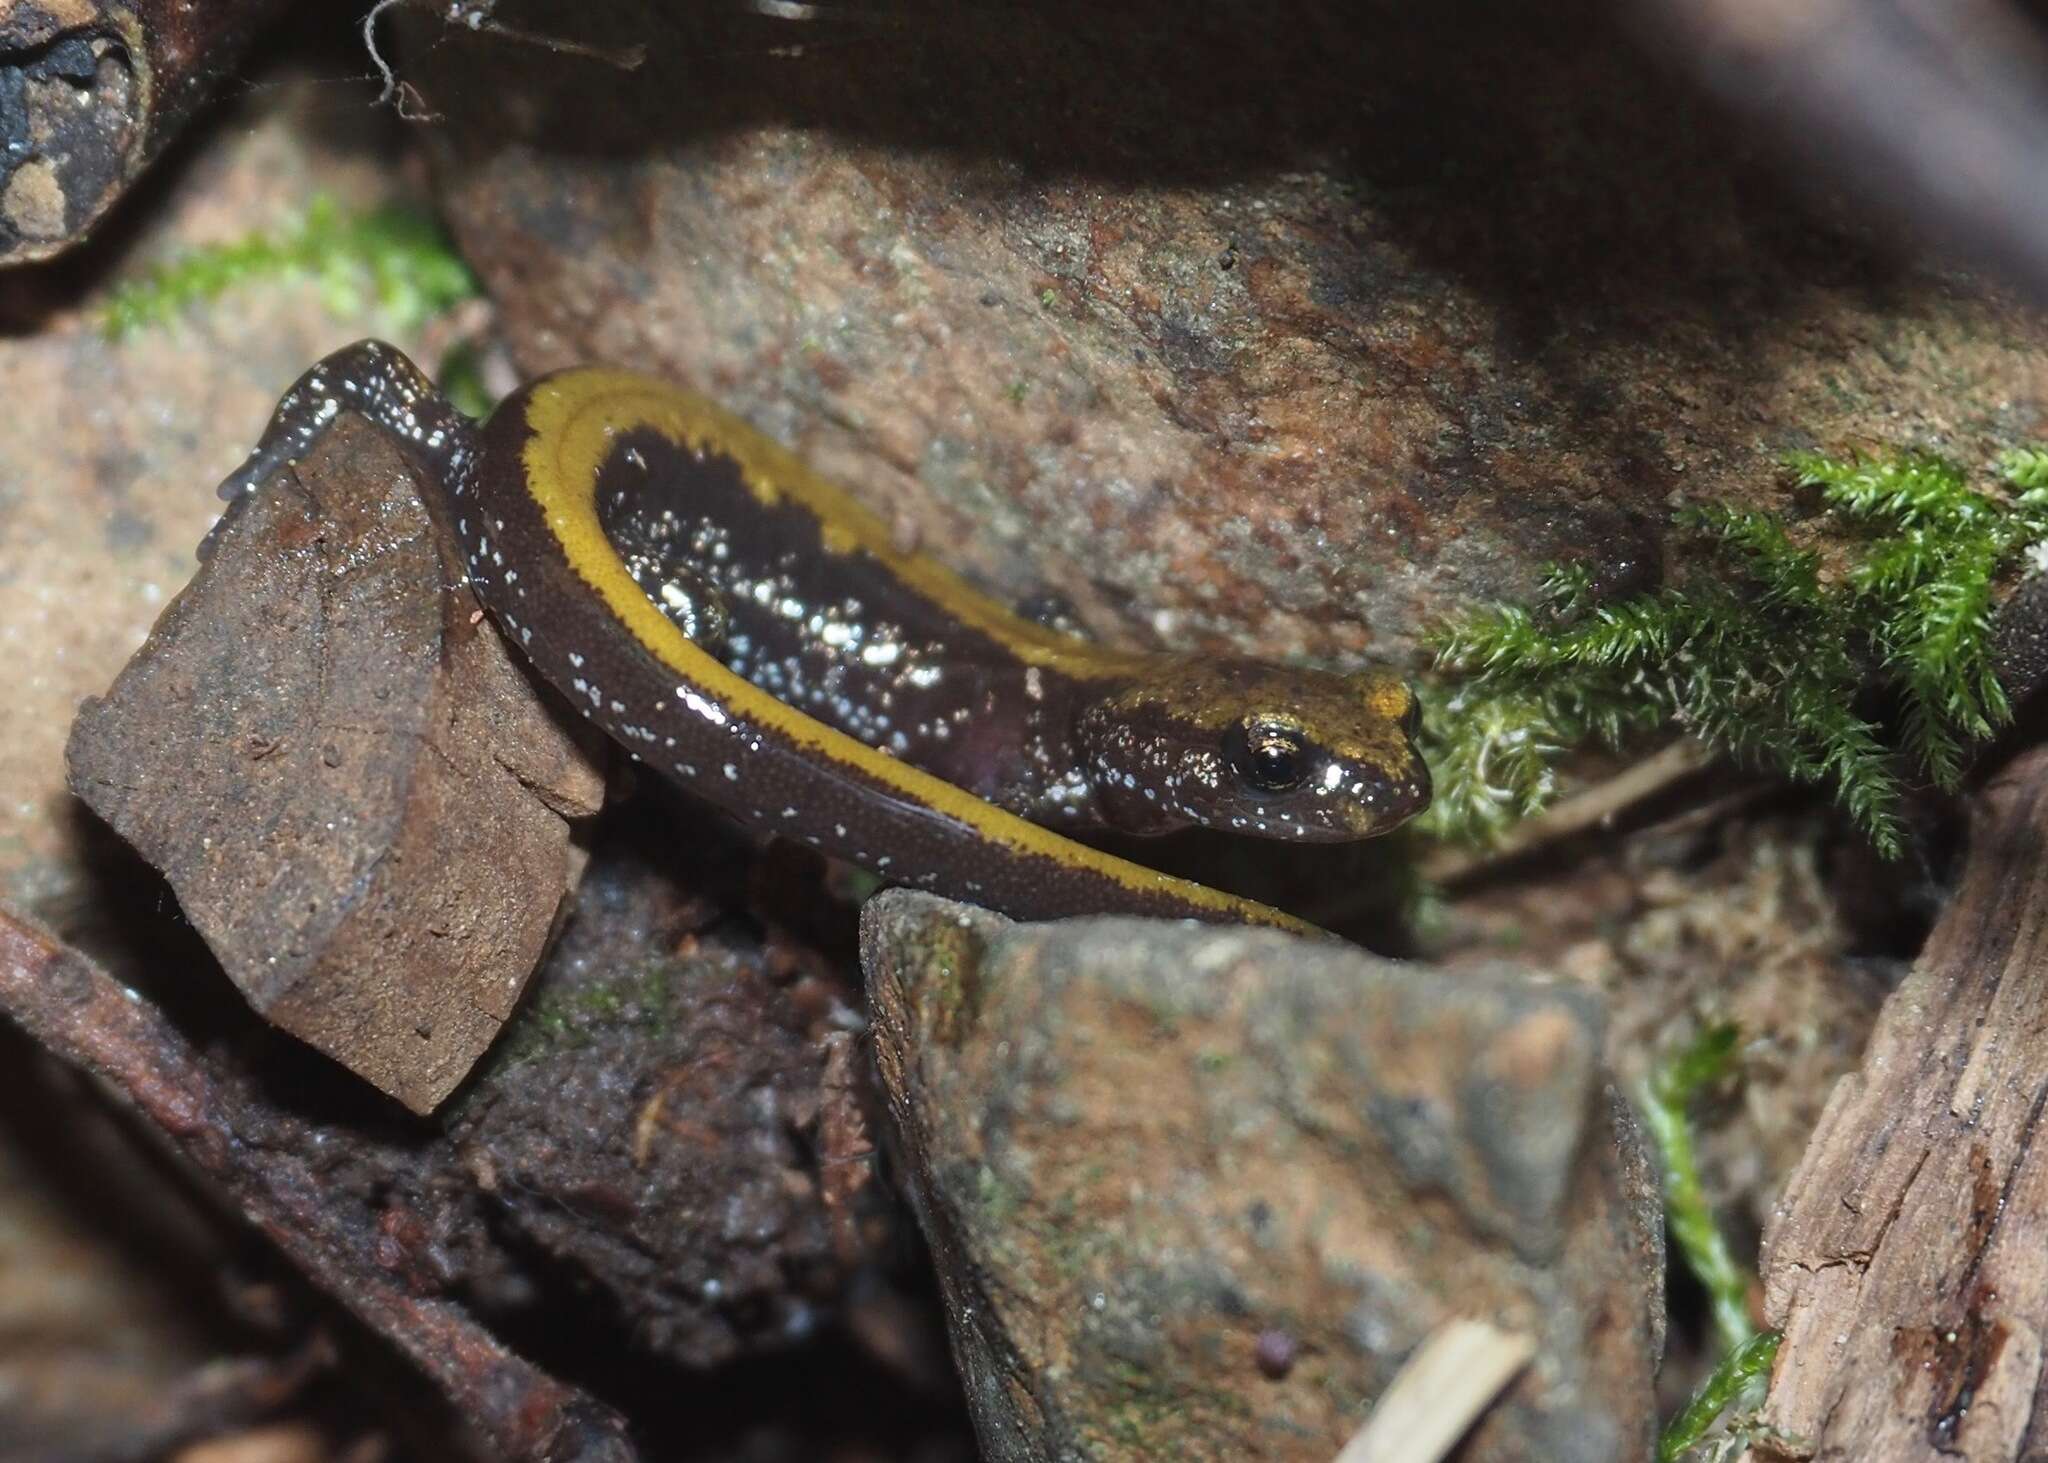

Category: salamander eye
[1225, 720, 1310, 794]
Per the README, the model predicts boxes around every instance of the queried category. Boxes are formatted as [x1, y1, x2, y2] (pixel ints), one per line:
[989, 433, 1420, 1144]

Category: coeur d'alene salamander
[218, 341, 1429, 932]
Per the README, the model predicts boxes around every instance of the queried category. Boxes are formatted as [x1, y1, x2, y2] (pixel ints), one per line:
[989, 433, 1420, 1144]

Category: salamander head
[1073, 661, 1429, 840]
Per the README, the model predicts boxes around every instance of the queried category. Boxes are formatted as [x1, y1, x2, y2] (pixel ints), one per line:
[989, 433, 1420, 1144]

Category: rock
[65, 414, 605, 1113]
[398, 1, 2048, 669]
[861, 891, 1664, 1462]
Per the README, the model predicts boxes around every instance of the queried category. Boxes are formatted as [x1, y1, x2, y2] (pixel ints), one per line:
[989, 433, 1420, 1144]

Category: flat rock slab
[861, 892, 1664, 1462]
[66, 414, 605, 1113]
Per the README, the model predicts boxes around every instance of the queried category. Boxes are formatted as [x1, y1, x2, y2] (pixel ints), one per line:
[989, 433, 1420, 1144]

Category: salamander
[218, 340, 1429, 931]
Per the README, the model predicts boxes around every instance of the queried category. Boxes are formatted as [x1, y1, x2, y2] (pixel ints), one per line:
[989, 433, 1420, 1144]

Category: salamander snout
[1075, 662, 1430, 841]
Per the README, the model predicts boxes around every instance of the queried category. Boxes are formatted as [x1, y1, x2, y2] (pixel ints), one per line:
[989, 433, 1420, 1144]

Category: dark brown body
[595, 429, 1109, 826]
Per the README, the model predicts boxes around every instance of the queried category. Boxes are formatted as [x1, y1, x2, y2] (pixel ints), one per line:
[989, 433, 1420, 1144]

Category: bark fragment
[1759, 742, 2048, 1459]
[0, 0, 287, 263]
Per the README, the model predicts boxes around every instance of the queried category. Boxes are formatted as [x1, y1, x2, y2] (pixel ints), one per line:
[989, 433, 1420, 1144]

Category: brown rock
[861, 891, 1664, 1462]
[65, 414, 605, 1113]
[398, 2, 2048, 670]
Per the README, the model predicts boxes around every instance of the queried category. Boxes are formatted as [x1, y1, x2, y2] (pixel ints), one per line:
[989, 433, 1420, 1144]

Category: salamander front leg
[216, 339, 481, 504]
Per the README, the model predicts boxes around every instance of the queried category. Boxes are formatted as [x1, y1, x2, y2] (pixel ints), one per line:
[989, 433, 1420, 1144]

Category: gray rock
[862, 891, 1664, 1462]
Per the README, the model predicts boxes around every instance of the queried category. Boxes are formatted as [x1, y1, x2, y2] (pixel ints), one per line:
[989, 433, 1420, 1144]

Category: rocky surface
[401, 0, 2048, 672]
[862, 891, 1665, 1461]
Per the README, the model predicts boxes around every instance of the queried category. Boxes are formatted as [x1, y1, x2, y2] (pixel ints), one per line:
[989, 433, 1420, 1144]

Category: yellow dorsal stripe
[515, 369, 1314, 935]
[530, 367, 1148, 677]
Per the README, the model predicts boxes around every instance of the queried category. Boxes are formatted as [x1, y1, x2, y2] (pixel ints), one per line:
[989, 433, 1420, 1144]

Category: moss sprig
[1656, 1331, 1784, 1462]
[1640, 1025, 1786, 1460]
[1641, 1023, 1753, 1355]
[1423, 445, 2048, 856]
[102, 197, 477, 339]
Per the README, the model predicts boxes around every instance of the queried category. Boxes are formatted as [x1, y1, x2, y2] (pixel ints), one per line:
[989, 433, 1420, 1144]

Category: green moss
[102, 196, 478, 340]
[1088, 1352, 1253, 1450]
[1641, 1024, 1753, 1355]
[839, 866, 887, 903]
[1657, 1332, 1785, 1462]
[487, 957, 680, 1074]
[434, 338, 496, 421]
[1423, 445, 2048, 857]
[1038, 1191, 1106, 1279]
[1639, 1026, 1789, 1461]
[974, 1161, 1024, 1226]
